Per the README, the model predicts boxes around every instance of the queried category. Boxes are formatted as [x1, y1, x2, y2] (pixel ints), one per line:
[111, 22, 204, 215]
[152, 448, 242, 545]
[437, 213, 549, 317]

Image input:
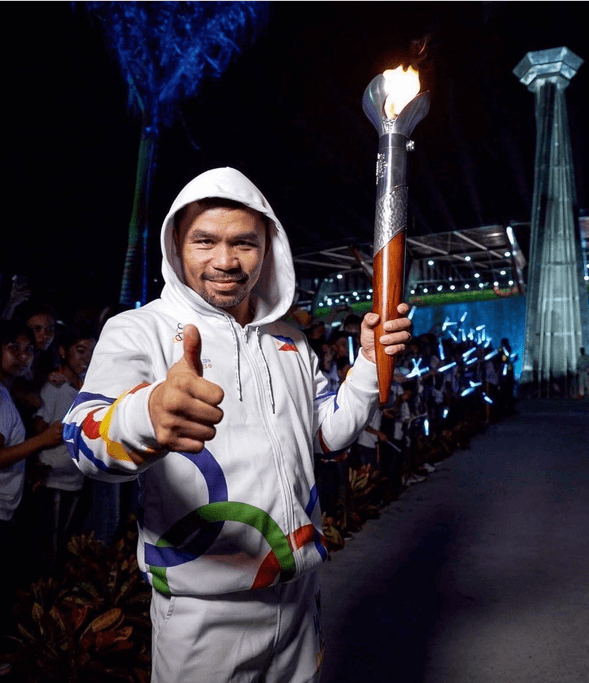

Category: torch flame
[383, 65, 421, 119]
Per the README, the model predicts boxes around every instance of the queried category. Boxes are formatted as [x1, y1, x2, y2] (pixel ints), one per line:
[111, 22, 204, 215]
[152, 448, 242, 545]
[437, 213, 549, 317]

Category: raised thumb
[182, 324, 203, 376]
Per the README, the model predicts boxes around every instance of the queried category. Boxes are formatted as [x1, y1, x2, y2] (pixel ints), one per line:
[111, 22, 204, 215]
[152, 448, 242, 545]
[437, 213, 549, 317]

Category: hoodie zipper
[238, 324, 299, 575]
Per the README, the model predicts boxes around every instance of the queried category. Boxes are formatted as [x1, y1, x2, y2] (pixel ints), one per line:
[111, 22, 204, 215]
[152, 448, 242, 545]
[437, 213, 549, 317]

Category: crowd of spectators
[0, 276, 130, 636]
[302, 307, 518, 531]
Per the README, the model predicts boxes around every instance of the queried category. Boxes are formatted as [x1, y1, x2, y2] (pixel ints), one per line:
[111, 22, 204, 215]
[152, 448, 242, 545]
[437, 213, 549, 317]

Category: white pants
[150, 572, 323, 683]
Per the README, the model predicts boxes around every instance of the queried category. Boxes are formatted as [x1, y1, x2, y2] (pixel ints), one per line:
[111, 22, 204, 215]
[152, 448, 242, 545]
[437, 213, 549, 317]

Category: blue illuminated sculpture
[86, 1, 267, 306]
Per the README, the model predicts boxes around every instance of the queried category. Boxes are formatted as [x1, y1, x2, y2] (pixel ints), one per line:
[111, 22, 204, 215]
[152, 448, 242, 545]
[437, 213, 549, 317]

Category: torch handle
[372, 231, 406, 403]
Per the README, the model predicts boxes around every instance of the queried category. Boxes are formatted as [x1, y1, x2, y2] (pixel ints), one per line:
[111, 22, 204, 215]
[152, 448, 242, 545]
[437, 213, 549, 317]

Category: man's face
[333, 337, 349, 359]
[1, 334, 35, 378]
[27, 313, 55, 351]
[62, 338, 95, 378]
[174, 205, 267, 323]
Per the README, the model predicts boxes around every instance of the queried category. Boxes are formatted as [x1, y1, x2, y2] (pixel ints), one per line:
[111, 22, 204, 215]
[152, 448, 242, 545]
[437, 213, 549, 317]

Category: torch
[363, 66, 430, 403]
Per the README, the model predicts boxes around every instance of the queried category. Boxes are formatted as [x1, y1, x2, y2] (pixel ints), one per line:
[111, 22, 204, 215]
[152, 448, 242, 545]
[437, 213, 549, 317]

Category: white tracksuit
[64, 167, 380, 682]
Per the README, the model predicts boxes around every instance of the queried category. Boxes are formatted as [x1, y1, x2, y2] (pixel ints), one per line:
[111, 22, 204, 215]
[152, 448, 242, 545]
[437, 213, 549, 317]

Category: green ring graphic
[151, 501, 296, 594]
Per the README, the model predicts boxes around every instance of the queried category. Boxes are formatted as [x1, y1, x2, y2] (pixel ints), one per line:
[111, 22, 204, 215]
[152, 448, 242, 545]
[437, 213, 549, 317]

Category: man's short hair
[57, 325, 97, 352]
[0, 320, 35, 349]
[174, 197, 269, 234]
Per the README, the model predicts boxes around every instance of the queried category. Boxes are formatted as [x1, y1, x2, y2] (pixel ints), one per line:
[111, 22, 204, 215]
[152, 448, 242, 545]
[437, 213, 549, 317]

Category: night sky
[3, 1, 588, 319]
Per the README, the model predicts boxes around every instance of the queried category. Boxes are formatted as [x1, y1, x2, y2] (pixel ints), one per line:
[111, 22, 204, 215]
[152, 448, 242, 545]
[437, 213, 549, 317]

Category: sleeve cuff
[348, 349, 379, 394]
[117, 379, 168, 456]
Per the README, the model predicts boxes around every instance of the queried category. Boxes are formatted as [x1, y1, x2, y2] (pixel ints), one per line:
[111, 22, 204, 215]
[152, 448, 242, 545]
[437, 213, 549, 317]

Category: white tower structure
[514, 47, 588, 396]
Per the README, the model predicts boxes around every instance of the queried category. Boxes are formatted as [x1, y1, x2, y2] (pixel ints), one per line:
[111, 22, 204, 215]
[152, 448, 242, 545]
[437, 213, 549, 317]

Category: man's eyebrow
[188, 228, 217, 238]
[231, 231, 265, 243]
[188, 228, 264, 243]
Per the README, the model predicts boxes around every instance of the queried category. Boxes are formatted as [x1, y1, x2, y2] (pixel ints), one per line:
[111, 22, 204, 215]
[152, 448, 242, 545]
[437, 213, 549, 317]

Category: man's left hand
[360, 304, 411, 364]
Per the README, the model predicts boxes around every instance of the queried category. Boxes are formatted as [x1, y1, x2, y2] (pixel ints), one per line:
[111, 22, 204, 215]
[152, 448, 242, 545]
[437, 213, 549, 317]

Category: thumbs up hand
[148, 324, 224, 453]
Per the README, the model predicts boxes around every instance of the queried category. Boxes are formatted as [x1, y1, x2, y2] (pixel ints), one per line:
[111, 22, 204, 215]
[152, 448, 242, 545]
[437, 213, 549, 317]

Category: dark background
[3, 2, 588, 318]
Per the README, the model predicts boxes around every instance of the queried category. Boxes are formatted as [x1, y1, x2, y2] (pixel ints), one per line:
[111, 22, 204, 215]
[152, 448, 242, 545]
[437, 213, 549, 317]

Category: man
[64, 167, 410, 682]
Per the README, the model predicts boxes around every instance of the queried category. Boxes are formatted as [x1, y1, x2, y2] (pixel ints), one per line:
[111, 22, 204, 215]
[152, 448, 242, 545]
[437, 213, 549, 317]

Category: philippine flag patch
[273, 335, 298, 352]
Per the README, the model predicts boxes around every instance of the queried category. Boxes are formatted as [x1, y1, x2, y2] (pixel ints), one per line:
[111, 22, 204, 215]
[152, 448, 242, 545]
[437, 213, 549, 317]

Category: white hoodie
[64, 168, 379, 596]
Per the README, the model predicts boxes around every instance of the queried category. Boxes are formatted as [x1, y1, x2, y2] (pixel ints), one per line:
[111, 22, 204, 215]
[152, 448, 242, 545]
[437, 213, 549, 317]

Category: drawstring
[225, 315, 243, 402]
[256, 328, 276, 414]
[224, 317, 275, 414]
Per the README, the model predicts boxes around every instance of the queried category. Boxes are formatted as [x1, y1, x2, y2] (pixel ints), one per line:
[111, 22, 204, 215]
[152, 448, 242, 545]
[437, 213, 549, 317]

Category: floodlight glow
[337, 274, 343, 280]
[464, 255, 472, 262]
[504, 251, 511, 257]
[464, 284, 470, 289]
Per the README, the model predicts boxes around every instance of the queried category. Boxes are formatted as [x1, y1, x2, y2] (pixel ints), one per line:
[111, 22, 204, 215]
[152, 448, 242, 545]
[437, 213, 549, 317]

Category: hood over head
[161, 167, 296, 326]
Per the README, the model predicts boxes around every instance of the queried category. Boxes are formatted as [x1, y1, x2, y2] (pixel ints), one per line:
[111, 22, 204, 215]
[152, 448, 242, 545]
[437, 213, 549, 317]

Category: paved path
[319, 399, 589, 683]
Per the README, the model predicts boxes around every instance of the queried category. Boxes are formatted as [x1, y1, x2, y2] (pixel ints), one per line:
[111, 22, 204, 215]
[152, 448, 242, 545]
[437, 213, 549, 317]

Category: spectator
[11, 302, 62, 432]
[342, 313, 362, 348]
[305, 320, 328, 356]
[356, 406, 387, 468]
[0, 321, 62, 623]
[31, 325, 96, 576]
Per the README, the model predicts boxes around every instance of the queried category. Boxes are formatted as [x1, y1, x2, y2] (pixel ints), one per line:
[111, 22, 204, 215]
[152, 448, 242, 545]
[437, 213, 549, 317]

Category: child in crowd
[356, 406, 387, 468]
[10, 302, 61, 433]
[31, 325, 96, 576]
[0, 321, 62, 626]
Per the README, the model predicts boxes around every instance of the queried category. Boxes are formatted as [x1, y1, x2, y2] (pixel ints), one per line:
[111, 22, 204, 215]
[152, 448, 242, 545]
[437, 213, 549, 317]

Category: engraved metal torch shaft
[363, 73, 430, 403]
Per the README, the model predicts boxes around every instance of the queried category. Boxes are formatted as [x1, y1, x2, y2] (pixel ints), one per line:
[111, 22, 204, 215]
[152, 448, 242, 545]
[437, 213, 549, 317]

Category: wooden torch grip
[372, 231, 406, 403]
